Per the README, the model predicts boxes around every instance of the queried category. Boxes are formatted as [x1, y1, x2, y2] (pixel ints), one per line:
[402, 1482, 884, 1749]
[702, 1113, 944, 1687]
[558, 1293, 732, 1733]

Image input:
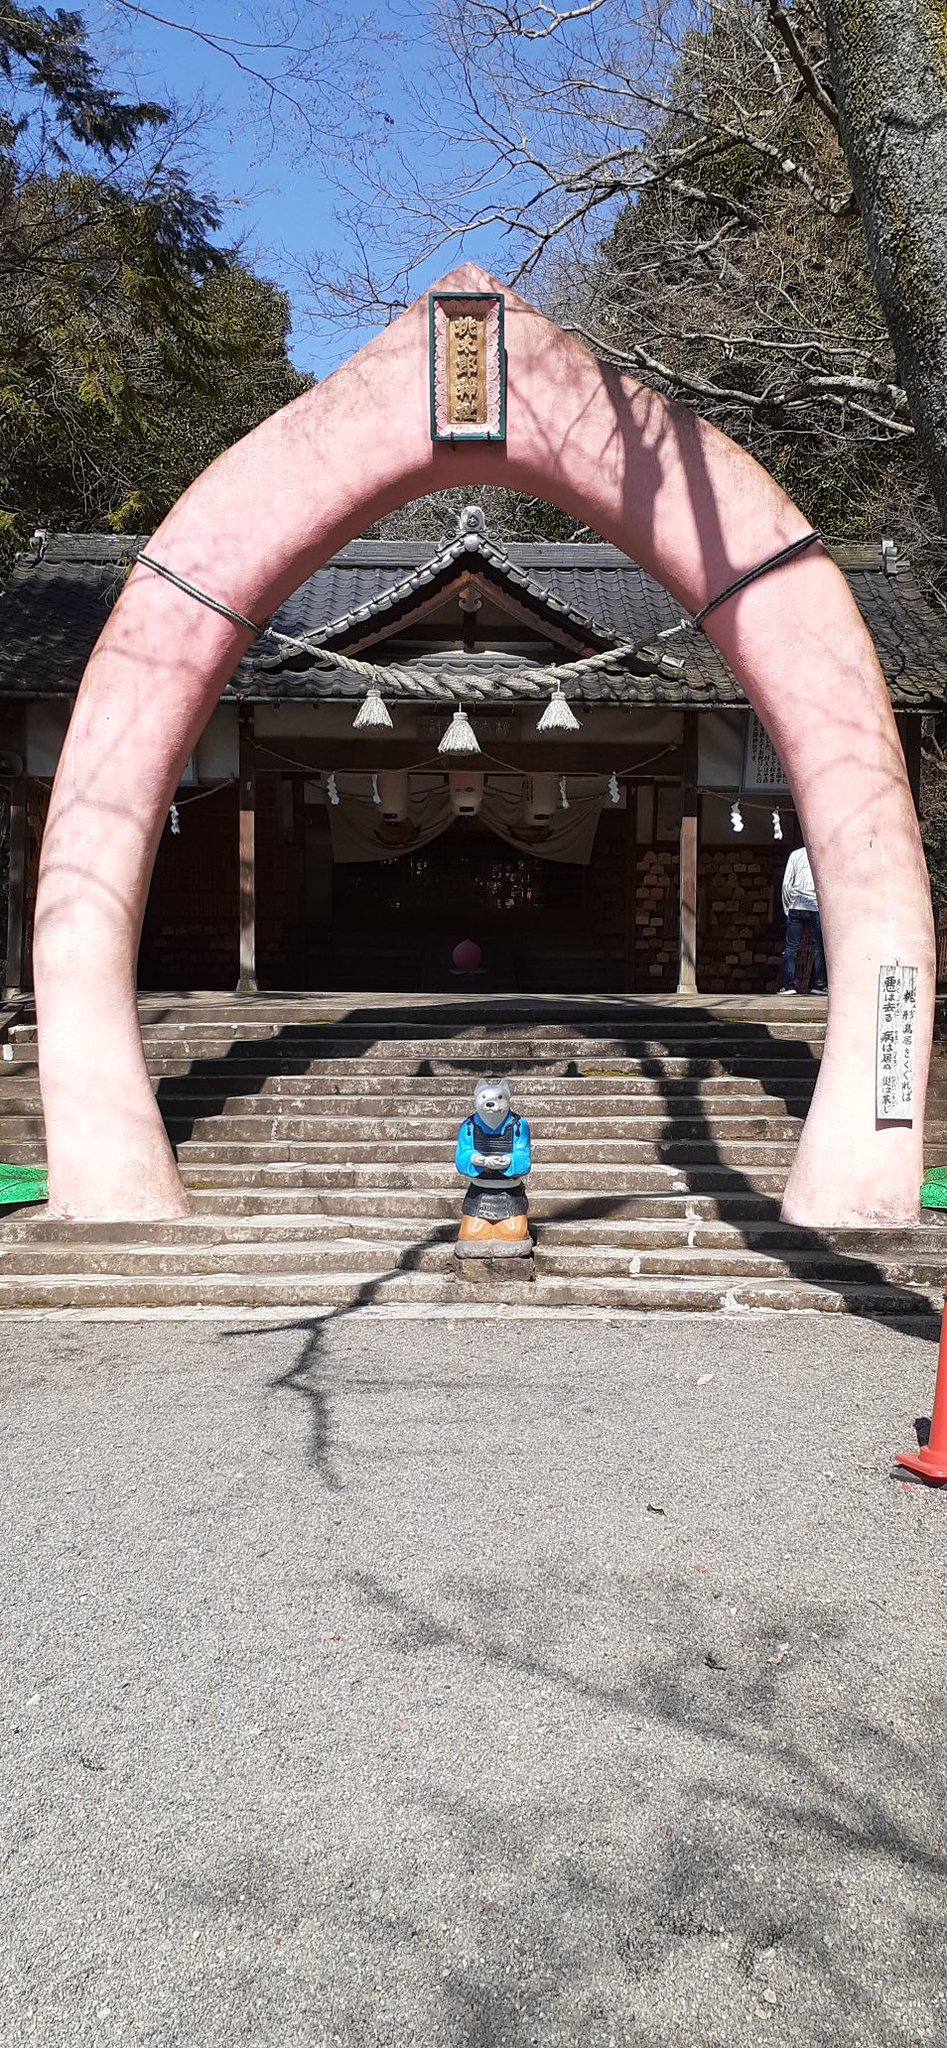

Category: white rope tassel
[730, 800, 744, 833]
[353, 686, 393, 730]
[772, 807, 783, 841]
[537, 682, 581, 732]
[169, 803, 180, 836]
[559, 776, 570, 811]
[608, 773, 621, 805]
[437, 707, 481, 755]
[327, 772, 340, 806]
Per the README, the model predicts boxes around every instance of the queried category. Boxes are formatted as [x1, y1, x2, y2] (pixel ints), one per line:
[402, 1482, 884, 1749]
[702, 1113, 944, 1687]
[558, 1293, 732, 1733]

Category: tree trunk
[825, 0, 947, 529]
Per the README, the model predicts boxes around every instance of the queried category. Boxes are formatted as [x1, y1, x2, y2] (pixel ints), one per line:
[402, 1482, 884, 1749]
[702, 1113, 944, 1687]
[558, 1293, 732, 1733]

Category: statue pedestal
[455, 1251, 536, 1285]
[455, 1179, 533, 1260]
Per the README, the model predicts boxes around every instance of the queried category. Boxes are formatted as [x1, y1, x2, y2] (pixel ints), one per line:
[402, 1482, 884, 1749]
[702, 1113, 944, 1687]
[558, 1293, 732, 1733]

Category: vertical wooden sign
[877, 962, 918, 1121]
[430, 292, 507, 442]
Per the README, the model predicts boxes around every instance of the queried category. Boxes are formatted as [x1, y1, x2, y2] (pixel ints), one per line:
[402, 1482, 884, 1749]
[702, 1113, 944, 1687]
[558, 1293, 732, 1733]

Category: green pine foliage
[0, 2, 311, 561]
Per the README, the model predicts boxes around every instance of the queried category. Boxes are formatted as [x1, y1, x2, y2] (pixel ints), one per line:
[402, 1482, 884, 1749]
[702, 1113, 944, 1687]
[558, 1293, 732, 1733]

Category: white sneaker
[778, 986, 796, 996]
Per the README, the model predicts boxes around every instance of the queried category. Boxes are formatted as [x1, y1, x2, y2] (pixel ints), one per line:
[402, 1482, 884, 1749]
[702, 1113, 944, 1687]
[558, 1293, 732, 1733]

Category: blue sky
[84, 0, 505, 378]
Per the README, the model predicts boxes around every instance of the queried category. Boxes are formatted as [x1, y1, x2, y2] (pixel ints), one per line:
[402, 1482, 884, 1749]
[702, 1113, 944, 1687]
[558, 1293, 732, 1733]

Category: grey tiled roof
[281, 504, 617, 650]
[1, 519, 945, 710]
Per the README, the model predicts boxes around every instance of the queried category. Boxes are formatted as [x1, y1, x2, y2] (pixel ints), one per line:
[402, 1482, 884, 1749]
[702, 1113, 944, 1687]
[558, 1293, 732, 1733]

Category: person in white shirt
[780, 845, 827, 994]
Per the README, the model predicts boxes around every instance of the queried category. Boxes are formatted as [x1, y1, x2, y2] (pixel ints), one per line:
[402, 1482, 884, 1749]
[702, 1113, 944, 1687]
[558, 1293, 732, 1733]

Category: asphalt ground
[2, 1311, 947, 2048]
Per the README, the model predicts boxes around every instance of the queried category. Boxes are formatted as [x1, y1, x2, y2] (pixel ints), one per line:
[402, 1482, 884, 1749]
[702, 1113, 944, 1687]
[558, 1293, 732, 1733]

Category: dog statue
[454, 1077, 533, 1259]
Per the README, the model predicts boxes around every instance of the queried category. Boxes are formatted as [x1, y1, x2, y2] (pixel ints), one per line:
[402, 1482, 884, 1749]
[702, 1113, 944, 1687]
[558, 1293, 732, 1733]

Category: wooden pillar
[623, 782, 638, 991]
[4, 776, 27, 995]
[237, 708, 257, 993]
[677, 712, 699, 994]
[897, 714, 922, 814]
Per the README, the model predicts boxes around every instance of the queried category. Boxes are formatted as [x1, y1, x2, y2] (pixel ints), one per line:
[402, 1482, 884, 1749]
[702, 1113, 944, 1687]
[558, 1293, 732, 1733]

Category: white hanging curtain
[322, 772, 610, 864]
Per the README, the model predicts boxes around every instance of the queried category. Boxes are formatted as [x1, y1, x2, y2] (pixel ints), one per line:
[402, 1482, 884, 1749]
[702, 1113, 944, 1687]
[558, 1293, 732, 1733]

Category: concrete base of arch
[32, 266, 934, 1226]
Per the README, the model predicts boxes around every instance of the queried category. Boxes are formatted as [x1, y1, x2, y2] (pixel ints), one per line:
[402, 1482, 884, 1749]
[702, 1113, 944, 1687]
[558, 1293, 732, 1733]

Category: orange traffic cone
[895, 1290, 947, 1484]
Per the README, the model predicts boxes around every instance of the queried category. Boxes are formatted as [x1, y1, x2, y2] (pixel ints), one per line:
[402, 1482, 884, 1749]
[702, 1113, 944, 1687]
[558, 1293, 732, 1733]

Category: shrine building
[2, 504, 946, 997]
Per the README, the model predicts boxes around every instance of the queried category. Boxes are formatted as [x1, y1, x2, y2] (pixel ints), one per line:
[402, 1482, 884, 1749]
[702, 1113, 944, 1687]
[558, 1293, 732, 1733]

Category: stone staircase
[0, 994, 945, 1314]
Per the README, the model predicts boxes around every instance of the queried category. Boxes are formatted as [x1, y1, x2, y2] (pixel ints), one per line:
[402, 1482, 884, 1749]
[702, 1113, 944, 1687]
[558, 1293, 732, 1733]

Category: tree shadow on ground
[174, 1558, 947, 2046]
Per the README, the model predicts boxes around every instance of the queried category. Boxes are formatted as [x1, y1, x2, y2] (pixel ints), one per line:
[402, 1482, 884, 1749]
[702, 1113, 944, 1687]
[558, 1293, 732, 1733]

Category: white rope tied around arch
[135, 550, 688, 687]
[135, 530, 821, 697]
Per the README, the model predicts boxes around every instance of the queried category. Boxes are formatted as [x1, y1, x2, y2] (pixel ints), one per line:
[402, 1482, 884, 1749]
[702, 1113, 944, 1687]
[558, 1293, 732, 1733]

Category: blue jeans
[783, 909, 827, 990]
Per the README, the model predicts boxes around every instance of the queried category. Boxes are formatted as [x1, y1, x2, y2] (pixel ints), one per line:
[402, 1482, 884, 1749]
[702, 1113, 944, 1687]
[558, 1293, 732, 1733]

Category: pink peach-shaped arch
[33, 266, 933, 1225]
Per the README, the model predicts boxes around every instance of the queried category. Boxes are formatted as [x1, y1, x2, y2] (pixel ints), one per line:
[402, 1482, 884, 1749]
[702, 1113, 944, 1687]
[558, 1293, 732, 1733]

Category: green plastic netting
[921, 1168, 947, 1211]
[0, 1164, 48, 1206]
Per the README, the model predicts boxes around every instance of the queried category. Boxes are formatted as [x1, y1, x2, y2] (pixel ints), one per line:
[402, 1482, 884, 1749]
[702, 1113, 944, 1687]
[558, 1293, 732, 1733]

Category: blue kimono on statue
[455, 1078, 533, 1258]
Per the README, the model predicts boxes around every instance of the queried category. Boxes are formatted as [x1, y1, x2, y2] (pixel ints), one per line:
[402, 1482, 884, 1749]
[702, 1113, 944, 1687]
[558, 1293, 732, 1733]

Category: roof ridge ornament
[457, 504, 487, 539]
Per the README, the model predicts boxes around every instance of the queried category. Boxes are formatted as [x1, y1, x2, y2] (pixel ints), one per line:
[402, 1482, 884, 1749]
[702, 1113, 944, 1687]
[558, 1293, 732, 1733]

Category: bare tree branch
[767, 0, 839, 130]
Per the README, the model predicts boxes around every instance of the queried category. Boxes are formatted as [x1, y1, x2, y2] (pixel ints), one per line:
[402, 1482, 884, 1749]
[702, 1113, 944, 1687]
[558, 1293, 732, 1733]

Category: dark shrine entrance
[318, 814, 627, 992]
[137, 780, 638, 993]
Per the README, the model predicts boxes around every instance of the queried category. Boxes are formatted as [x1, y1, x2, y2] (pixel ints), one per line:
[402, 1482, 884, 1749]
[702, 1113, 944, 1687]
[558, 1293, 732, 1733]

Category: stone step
[177, 1187, 783, 1212]
[3, 1211, 942, 1256]
[0, 1089, 820, 1123]
[162, 1114, 807, 1146]
[156, 1078, 820, 1102]
[0, 1054, 828, 1083]
[6, 1035, 829, 1066]
[122, 1001, 836, 1027]
[0, 1270, 932, 1316]
[3, 997, 938, 1317]
[10, 1017, 829, 1044]
[0, 1089, 824, 1130]
[177, 1163, 783, 1196]
[0, 1238, 443, 1277]
[0, 1146, 790, 1184]
[0, 1237, 941, 1287]
[0, 1114, 811, 1146]
[172, 1145, 800, 1174]
[536, 1244, 947, 1284]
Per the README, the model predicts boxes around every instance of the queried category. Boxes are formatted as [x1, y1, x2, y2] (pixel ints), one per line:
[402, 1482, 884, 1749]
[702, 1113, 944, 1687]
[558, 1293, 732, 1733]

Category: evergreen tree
[0, 3, 311, 557]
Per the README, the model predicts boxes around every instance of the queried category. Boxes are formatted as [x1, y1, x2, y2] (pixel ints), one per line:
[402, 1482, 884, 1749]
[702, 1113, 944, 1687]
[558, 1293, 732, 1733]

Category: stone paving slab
[2, 1314, 947, 2047]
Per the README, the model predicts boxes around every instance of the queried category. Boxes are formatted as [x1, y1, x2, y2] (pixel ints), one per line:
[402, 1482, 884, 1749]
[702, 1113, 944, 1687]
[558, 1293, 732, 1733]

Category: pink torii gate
[32, 266, 934, 1227]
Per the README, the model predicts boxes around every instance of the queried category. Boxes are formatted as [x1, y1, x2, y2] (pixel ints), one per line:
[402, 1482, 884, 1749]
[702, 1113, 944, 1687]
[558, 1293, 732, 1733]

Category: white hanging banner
[742, 713, 789, 793]
[322, 772, 607, 863]
[876, 963, 918, 1122]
